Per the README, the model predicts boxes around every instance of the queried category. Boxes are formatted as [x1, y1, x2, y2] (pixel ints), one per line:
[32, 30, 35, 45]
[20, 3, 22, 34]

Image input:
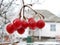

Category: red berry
[28, 18, 34, 22]
[17, 27, 25, 34]
[36, 20, 45, 29]
[28, 18, 36, 30]
[21, 20, 28, 29]
[13, 18, 22, 29]
[6, 23, 15, 34]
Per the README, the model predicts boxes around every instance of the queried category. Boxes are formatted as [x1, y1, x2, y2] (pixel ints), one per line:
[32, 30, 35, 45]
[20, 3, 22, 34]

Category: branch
[0, 0, 4, 8]
[2, 0, 15, 14]
[0, 0, 15, 24]
[19, 5, 45, 19]
[25, 5, 37, 14]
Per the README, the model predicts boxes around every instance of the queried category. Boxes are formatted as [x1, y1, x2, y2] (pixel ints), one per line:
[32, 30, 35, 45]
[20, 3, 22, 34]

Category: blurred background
[0, 0, 60, 45]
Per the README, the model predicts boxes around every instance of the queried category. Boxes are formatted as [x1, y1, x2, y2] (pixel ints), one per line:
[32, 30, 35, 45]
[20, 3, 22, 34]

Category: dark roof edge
[45, 21, 60, 23]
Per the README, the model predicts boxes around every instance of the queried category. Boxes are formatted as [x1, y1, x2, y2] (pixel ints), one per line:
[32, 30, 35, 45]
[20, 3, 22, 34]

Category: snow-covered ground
[17, 42, 60, 45]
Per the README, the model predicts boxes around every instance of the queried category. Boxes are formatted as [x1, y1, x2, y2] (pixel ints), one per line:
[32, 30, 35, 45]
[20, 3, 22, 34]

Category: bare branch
[0, 0, 4, 8]
[2, 0, 15, 14]
[0, 0, 15, 24]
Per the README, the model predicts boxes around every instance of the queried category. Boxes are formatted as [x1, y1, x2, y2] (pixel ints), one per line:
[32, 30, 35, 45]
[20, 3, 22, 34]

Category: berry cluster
[6, 18, 45, 35]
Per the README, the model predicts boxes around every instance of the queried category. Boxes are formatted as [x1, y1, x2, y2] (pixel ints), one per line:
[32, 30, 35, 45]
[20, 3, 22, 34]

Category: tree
[0, 0, 20, 43]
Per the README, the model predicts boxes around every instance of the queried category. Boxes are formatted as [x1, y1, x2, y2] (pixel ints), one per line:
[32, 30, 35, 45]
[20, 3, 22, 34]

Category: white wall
[56, 23, 60, 36]
[41, 22, 60, 37]
[30, 22, 60, 37]
[41, 23, 56, 37]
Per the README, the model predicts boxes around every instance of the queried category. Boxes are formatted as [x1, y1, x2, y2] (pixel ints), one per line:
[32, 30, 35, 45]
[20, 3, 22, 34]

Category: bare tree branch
[0, 0, 4, 8]
[0, 0, 15, 24]
[0, 0, 14, 18]
[3, 0, 15, 14]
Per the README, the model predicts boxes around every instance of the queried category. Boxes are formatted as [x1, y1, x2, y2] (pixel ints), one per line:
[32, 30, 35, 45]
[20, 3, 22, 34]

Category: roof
[25, 10, 60, 22]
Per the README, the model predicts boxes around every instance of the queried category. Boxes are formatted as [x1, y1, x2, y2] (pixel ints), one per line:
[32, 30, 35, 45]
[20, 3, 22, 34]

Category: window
[50, 24, 56, 31]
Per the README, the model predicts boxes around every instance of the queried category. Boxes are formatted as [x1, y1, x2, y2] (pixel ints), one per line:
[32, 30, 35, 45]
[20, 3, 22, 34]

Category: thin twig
[0, 0, 4, 8]
[2, 0, 14, 23]
[22, 0, 26, 19]
[3, 0, 14, 14]
[19, 5, 44, 19]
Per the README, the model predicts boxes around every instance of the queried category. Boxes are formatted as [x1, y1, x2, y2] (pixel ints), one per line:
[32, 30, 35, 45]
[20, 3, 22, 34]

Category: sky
[29, 0, 60, 17]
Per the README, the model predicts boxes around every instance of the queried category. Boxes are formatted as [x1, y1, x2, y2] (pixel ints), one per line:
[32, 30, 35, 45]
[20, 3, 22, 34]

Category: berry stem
[19, 0, 45, 19]
[19, 5, 44, 19]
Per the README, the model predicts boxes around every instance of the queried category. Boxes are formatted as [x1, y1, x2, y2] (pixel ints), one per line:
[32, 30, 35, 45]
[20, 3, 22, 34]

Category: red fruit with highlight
[13, 18, 22, 29]
[37, 20, 45, 29]
[21, 20, 28, 29]
[28, 18, 34, 22]
[17, 27, 25, 34]
[28, 18, 36, 30]
[6, 23, 15, 34]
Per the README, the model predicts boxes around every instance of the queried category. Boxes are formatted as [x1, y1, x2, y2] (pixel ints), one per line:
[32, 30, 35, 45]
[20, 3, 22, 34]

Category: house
[25, 10, 60, 38]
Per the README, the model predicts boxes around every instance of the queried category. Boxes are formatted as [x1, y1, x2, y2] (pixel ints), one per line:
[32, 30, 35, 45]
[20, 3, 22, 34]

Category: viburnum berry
[28, 18, 36, 30]
[21, 20, 28, 29]
[28, 18, 34, 22]
[36, 19, 45, 29]
[13, 18, 22, 29]
[6, 23, 15, 34]
[17, 27, 25, 34]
